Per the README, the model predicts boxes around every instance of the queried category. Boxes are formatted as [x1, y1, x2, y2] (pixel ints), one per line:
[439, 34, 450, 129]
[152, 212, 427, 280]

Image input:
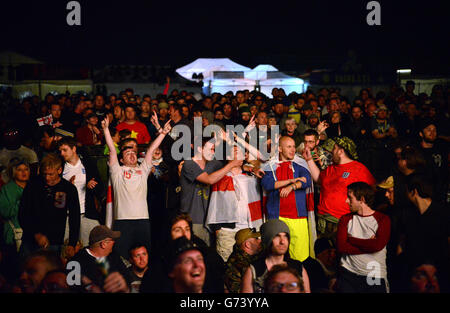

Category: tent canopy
[245, 64, 279, 80]
[177, 59, 305, 96]
[176, 58, 251, 82]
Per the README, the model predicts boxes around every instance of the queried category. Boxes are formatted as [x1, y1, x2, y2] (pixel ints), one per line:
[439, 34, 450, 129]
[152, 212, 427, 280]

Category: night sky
[1, 0, 449, 72]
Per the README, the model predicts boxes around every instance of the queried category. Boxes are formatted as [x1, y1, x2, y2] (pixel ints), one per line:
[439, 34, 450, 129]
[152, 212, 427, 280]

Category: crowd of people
[0, 80, 448, 294]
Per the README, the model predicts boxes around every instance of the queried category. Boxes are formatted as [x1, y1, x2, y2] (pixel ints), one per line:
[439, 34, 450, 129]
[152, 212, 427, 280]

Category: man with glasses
[264, 264, 304, 293]
[69, 225, 131, 293]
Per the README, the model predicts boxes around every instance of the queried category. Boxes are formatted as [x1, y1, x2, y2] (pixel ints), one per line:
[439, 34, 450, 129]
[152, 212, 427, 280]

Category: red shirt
[75, 125, 104, 146]
[277, 162, 299, 219]
[318, 161, 375, 219]
[116, 121, 151, 144]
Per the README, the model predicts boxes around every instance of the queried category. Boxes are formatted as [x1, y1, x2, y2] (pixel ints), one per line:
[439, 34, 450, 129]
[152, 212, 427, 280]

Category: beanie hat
[260, 219, 290, 250]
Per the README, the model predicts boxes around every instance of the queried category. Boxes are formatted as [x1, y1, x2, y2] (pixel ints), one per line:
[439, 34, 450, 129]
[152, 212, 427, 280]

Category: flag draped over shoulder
[206, 172, 263, 231]
[261, 154, 317, 258]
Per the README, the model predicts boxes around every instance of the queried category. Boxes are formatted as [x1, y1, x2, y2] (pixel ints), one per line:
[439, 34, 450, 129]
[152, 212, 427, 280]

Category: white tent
[176, 59, 306, 96]
[244, 64, 279, 80]
[175, 58, 251, 82]
[206, 78, 256, 95]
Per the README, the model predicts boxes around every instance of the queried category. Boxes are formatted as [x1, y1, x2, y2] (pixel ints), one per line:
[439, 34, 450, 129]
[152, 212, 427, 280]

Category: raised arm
[101, 116, 118, 166]
[195, 158, 242, 186]
[302, 146, 321, 183]
[233, 131, 267, 162]
[144, 119, 172, 165]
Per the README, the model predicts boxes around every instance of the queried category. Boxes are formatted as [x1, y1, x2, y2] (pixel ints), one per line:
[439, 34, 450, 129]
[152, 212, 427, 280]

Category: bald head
[279, 136, 296, 161]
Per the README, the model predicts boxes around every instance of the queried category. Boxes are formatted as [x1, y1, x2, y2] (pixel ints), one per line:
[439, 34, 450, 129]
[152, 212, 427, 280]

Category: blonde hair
[40, 153, 62, 173]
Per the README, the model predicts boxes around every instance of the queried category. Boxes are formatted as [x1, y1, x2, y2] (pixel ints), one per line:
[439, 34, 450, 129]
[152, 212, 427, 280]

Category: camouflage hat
[333, 136, 358, 160]
[321, 138, 336, 153]
[235, 228, 261, 246]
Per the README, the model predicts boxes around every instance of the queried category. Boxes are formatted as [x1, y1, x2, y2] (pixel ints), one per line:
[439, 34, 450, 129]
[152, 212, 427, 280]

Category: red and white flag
[36, 114, 53, 126]
[206, 172, 264, 231]
[105, 178, 114, 228]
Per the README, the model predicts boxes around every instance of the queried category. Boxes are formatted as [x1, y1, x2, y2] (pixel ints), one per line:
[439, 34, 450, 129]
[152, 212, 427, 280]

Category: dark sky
[1, 0, 449, 72]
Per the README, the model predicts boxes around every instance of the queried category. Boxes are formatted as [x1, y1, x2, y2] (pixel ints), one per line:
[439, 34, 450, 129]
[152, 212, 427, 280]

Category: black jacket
[62, 154, 106, 222]
[69, 248, 132, 289]
[19, 176, 80, 247]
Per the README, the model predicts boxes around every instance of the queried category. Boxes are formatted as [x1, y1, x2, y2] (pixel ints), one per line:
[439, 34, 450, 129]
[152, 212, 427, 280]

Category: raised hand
[302, 146, 313, 161]
[161, 119, 172, 135]
[244, 115, 257, 133]
[101, 115, 110, 130]
[317, 121, 329, 134]
[151, 111, 161, 129]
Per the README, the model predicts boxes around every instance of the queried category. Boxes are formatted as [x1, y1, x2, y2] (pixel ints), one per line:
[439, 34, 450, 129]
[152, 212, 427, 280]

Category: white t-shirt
[0, 145, 38, 183]
[63, 159, 87, 214]
[340, 214, 388, 279]
[109, 160, 152, 220]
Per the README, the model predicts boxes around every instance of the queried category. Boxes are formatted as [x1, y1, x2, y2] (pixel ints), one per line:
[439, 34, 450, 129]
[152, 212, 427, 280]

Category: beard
[423, 136, 436, 144]
[134, 265, 148, 273]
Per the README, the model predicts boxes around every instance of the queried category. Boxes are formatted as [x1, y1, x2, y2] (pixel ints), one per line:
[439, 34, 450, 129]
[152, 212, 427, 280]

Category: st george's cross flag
[36, 114, 53, 126]
[206, 172, 264, 232]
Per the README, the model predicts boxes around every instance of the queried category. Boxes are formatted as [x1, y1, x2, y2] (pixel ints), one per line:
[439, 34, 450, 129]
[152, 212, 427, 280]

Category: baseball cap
[378, 176, 394, 189]
[166, 237, 204, 271]
[333, 136, 358, 160]
[89, 225, 121, 245]
[235, 228, 261, 246]
[158, 102, 169, 110]
[239, 106, 251, 114]
[419, 118, 436, 132]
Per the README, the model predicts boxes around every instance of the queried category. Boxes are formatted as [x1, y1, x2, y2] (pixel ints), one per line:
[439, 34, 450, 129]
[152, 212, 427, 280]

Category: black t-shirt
[419, 141, 449, 203]
[400, 201, 450, 276]
[69, 249, 133, 290]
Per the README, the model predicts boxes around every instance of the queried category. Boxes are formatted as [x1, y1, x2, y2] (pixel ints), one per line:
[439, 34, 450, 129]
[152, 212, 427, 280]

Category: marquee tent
[175, 58, 306, 96]
[175, 58, 251, 82]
